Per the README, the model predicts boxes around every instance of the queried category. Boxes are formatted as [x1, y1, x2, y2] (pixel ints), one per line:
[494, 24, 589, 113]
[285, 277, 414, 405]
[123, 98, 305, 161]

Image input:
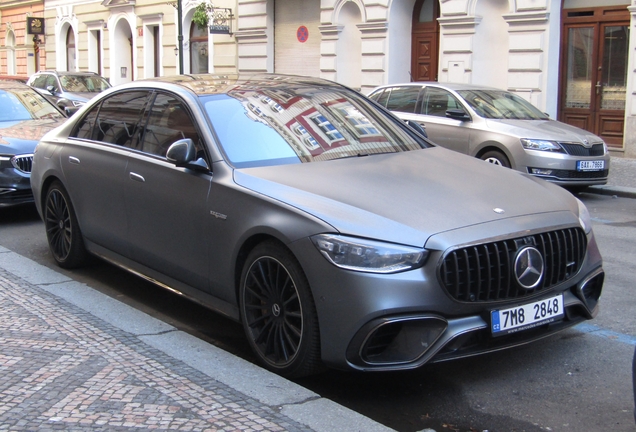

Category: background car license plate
[491, 294, 564, 336]
[577, 160, 604, 171]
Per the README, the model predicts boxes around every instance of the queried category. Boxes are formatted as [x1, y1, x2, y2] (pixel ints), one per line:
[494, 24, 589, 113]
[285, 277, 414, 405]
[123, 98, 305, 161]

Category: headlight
[576, 198, 592, 234]
[521, 138, 564, 152]
[311, 234, 428, 274]
[72, 100, 85, 107]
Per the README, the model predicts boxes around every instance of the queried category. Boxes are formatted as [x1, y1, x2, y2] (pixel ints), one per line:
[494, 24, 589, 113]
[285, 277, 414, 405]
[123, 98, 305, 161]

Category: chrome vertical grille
[11, 154, 34, 173]
[439, 228, 587, 302]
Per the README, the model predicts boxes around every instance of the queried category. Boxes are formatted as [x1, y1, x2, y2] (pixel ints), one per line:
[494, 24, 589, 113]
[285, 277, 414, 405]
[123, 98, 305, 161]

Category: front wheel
[239, 241, 322, 378]
[480, 150, 511, 168]
[44, 181, 88, 269]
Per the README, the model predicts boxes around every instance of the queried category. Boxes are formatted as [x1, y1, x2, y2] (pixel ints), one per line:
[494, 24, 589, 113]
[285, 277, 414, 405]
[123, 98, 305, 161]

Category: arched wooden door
[559, 6, 629, 148]
[411, 0, 440, 82]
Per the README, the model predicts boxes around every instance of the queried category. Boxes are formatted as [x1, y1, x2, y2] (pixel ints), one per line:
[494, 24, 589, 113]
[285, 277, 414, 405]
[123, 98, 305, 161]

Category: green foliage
[192, 2, 214, 29]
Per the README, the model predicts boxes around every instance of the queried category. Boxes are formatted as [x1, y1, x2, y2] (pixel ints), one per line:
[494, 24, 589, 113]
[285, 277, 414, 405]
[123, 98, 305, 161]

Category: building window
[66, 28, 76, 71]
[6, 31, 16, 75]
[190, 24, 209, 73]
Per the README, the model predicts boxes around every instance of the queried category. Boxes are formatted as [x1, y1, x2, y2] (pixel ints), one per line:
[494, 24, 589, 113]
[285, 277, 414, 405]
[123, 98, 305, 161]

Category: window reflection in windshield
[0, 89, 64, 122]
[458, 90, 549, 120]
[202, 81, 426, 168]
[60, 76, 111, 93]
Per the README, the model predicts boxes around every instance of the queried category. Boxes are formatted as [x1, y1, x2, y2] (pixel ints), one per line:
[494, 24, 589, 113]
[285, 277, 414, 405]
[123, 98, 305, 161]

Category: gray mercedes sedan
[31, 74, 605, 378]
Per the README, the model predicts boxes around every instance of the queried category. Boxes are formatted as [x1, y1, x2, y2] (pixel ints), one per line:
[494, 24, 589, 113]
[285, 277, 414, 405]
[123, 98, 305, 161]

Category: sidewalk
[0, 246, 393, 432]
[588, 156, 636, 198]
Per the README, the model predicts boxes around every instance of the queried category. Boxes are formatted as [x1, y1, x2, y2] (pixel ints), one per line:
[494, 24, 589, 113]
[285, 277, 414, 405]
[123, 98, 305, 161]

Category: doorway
[411, 0, 439, 82]
[559, 6, 629, 148]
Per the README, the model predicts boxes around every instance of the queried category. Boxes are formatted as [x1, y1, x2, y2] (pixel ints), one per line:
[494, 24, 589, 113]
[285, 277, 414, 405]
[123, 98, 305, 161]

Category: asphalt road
[1, 191, 635, 432]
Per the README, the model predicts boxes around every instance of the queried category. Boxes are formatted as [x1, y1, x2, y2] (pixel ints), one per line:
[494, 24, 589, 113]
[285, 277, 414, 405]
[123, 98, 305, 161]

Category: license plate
[576, 160, 604, 171]
[491, 294, 564, 336]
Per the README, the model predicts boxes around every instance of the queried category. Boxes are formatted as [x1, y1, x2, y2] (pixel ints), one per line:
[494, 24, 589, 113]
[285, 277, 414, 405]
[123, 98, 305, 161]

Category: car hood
[0, 118, 65, 154]
[233, 147, 578, 247]
[484, 118, 604, 144]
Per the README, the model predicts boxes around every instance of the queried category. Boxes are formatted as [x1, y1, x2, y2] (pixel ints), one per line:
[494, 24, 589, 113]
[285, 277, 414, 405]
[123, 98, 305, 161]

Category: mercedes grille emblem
[514, 246, 544, 289]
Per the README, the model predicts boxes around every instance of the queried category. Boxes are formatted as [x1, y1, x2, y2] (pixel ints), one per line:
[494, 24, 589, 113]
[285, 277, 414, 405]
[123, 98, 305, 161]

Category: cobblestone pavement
[0, 268, 312, 431]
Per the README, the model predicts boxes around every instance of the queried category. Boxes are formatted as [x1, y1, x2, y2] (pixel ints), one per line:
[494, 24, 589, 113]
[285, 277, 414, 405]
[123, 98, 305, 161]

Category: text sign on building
[209, 8, 233, 35]
[27, 17, 45, 35]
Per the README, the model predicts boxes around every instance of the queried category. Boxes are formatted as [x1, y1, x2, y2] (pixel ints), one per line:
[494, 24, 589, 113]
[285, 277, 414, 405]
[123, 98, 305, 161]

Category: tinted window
[385, 87, 420, 113]
[140, 93, 203, 157]
[73, 91, 150, 147]
[202, 85, 426, 168]
[421, 87, 462, 117]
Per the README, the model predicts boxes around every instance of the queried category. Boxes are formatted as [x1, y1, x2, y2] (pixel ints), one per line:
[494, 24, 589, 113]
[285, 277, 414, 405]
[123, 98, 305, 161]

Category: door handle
[69, 156, 80, 165]
[596, 81, 602, 95]
[129, 172, 145, 182]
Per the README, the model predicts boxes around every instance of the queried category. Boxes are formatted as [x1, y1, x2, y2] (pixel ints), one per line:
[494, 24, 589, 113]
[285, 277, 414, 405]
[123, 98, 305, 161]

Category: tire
[44, 181, 88, 269]
[239, 241, 322, 378]
[480, 150, 511, 168]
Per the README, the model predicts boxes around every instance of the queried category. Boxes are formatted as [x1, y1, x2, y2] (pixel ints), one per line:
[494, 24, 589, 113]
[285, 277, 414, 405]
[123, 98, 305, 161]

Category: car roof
[0, 80, 36, 90]
[0, 75, 28, 83]
[125, 73, 347, 96]
[34, 70, 101, 76]
[375, 82, 507, 92]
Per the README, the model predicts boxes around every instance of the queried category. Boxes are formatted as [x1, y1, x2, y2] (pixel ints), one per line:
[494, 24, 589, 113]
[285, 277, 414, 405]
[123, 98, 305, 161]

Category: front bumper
[0, 161, 33, 207]
[292, 213, 604, 372]
[344, 266, 603, 371]
[514, 148, 610, 186]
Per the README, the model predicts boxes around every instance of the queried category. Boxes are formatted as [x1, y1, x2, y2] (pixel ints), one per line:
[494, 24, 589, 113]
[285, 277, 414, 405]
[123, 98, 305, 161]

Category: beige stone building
[42, 0, 236, 86]
[5, 0, 636, 158]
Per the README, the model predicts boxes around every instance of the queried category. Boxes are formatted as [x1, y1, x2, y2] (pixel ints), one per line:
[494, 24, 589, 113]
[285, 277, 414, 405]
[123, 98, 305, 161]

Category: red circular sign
[297, 26, 309, 43]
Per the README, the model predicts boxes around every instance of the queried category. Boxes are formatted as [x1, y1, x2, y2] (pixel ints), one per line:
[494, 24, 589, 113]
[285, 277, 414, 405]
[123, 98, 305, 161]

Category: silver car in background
[368, 82, 610, 188]
[31, 74, 604, 378]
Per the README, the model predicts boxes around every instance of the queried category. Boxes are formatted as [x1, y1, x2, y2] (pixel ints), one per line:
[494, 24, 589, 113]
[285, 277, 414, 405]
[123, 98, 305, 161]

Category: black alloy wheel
[240, 241, 321, 378]
[44, 181, 87, 269]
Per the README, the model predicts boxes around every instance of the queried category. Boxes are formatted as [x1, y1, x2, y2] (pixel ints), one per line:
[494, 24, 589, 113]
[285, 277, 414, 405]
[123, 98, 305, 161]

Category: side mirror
[446, 109, 471, 121]
[64, 106, 79, 117]
[166, 139, 209, 172]
[405, 120, 428, 138]
[46, 85, 57, 94]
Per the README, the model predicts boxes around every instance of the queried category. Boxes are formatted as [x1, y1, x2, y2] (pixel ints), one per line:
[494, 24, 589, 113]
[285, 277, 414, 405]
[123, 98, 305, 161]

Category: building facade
[42, 0, 236, 86]
[5, 0, 636, 157]
[235, 0, 636, 158]
[1, 0, 46, 77]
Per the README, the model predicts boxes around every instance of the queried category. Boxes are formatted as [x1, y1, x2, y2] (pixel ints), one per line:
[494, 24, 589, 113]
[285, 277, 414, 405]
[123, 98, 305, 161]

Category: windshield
[60, 75, 111, 93]
[457, 89, 549, 120]
[202, 84, 427, 168]
[0, 88, 65, 122]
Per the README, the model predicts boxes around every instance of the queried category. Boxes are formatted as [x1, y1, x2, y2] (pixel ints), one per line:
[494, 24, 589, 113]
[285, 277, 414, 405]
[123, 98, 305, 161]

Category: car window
[202, 87, 426, 168]
[31, 75, 48, 89]
[60, 75, 111, 93]
[384, 87, 420, 113]
[421, 87, 462, 117]
[72, 91, 151, 147]
[45, 76, 58, 92]
[140, 92, 204, 158]
[457, 89, 550, 120]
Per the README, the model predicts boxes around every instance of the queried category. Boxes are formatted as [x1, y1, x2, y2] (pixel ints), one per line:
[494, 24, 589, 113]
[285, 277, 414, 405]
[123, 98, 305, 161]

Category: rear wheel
[480, 150, 511, 168]
[44, 181, 88, 269]
[239, 241, 322, 378]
